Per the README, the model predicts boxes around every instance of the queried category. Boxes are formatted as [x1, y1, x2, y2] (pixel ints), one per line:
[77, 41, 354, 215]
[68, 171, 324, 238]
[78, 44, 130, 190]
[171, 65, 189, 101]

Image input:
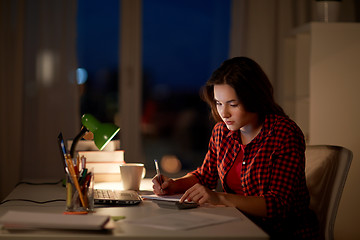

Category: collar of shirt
[224, 114, 277, 146]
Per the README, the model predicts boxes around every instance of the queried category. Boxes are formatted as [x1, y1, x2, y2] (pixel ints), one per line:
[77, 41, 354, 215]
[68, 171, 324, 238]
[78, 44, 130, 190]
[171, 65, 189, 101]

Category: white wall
[309, 23, 360, 240]
[283, 22, 360, 240]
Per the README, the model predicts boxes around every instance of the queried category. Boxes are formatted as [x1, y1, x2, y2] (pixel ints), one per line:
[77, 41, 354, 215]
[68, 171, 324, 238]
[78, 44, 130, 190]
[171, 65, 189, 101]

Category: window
[142, 0, 231, 174]
[77, 0, 231, 174]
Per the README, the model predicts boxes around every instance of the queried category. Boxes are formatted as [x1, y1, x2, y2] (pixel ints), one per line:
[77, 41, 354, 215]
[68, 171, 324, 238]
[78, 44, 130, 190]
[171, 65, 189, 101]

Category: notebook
[94, 189, 142, 205]
[0, 210, 111, 230]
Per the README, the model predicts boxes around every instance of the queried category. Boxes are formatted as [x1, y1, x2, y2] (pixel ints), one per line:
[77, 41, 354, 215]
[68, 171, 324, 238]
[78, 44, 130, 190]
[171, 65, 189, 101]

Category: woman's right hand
[152, 174, 176, 195]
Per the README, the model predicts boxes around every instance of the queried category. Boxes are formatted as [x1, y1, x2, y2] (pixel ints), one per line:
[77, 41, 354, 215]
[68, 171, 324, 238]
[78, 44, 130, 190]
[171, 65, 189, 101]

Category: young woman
[152, 57, 319, 239]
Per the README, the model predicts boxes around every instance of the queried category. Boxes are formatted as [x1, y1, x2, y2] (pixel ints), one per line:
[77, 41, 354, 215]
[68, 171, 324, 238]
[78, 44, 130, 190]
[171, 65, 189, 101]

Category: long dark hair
[201, 57, 286, 122]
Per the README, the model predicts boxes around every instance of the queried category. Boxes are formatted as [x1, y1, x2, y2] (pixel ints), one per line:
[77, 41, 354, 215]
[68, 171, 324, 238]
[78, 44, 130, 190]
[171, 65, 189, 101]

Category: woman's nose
[220, 106, 230, 118]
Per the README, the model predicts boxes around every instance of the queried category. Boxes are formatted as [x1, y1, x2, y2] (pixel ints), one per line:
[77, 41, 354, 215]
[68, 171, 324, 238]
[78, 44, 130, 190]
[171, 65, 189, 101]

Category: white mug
[119, 163, 146, 190]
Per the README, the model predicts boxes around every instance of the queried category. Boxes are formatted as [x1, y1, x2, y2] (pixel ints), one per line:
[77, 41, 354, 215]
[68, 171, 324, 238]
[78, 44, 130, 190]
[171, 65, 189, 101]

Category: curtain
[0, 0, 79, 199]
[0, 0, 25, 200]
[230, 0, 313, 106]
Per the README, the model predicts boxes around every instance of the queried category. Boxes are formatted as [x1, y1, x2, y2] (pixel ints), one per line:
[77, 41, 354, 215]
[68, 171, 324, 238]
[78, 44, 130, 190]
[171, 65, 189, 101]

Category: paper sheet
[142, 194, 183, 202]
[127, 211, 239, 230]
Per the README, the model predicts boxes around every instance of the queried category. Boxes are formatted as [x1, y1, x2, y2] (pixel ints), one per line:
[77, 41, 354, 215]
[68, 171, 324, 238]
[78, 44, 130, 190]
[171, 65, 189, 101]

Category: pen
[58, 132, 68, 169]
[65, 155, 88, 208]
[154, 159, 162, 187]
[81, 155, 86, 170]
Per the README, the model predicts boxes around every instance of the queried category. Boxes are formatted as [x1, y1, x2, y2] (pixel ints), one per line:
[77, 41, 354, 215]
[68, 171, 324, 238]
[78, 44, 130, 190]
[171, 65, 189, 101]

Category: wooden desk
[0, 180, 269, 239]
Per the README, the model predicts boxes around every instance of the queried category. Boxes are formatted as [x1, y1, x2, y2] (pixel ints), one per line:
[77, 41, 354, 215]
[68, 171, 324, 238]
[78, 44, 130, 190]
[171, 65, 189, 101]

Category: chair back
[305, 145, 352, 240]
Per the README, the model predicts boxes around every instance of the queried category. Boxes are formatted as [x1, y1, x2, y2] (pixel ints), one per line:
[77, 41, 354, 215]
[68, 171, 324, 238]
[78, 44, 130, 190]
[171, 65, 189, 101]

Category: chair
[305, 145, 352, 240]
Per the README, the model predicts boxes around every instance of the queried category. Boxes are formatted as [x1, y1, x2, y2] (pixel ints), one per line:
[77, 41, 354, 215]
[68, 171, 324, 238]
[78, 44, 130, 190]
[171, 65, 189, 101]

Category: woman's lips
[225, 121, 234, 125]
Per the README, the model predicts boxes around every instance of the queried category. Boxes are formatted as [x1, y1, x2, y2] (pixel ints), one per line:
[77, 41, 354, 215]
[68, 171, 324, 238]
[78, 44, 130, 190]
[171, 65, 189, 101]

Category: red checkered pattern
[191, 114, 318, 238]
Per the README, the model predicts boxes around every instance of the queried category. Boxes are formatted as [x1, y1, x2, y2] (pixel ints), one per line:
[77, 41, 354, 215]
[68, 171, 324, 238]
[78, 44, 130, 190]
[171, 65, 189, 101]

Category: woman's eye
[230, 104, 238, 107]
[215, 101, 222, 106]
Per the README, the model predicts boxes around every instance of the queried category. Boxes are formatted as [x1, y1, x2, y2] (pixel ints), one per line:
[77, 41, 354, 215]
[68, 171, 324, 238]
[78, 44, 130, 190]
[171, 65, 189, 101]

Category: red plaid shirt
[191, 114, 318, 238]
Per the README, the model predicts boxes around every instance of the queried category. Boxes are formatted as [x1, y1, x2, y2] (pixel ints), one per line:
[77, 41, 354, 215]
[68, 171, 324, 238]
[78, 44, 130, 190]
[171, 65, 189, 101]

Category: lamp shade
[81, 114, 120, 150]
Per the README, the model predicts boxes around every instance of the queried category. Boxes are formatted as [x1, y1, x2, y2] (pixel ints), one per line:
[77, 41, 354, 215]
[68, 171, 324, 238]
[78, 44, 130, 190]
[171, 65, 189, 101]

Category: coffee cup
[119, 163, 146, 190]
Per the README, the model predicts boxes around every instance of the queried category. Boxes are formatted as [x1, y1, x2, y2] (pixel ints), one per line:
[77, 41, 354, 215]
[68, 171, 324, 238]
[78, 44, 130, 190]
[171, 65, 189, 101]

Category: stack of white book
[72, 140, 124, 182]
[78, 150, 125, 182]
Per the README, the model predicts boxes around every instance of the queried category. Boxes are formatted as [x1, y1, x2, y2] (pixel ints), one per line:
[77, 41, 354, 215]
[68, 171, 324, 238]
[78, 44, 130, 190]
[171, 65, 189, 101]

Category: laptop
[57, 132, 142, 206]
[94, 189, 142, 205]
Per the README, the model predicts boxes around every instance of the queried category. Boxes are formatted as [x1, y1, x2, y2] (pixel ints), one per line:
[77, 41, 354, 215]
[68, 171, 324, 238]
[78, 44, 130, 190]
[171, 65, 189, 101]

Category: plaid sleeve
[191, 123, 221, 190]
[263, 121, 306, 218]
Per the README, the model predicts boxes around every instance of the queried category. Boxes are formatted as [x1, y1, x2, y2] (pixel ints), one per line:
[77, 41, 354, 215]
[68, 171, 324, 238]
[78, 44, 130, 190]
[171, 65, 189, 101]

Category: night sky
[76, 0, 231, 92]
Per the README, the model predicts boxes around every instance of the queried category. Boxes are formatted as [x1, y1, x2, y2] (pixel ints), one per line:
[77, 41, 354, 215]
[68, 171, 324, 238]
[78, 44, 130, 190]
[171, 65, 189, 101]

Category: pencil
[154, 159, 163, 186]
[66, 156, 88, 209]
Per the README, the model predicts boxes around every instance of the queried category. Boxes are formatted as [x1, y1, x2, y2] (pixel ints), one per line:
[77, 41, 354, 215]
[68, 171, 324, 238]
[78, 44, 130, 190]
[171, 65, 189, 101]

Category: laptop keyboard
[94, 189, 134, 199]
[94, 189, 142, 205]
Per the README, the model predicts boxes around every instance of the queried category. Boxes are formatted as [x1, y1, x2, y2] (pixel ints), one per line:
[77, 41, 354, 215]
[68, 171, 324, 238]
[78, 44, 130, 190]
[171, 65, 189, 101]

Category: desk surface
[0, 180, 268, 239]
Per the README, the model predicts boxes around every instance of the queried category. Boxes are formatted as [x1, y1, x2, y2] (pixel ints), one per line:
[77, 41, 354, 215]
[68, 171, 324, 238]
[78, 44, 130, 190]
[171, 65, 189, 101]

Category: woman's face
[214, 84, 258, 132]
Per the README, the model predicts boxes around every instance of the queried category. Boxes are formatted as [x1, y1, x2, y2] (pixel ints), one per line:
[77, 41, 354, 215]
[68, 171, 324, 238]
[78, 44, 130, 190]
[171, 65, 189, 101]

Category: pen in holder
[65, 155, 94, 212]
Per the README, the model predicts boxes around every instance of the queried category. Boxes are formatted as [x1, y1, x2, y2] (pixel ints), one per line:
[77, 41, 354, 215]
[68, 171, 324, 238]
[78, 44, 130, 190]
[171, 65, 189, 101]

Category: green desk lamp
[69, 114, 120, 158]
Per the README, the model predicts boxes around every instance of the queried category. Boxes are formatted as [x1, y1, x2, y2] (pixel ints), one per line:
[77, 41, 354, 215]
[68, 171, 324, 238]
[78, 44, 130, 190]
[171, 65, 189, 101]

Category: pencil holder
[65, 170, 94, 212]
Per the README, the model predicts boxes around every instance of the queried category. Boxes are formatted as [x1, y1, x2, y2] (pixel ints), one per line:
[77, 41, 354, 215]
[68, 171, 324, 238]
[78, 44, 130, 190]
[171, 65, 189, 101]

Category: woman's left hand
[179, 183, 220, 205]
